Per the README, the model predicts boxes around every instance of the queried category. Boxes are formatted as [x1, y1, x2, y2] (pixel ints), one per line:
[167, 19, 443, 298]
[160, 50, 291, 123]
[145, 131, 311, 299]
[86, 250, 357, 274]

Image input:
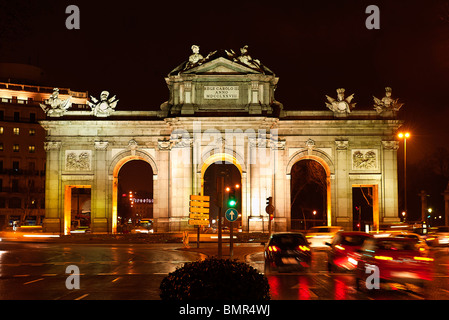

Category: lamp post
[398, 132, 410, 219]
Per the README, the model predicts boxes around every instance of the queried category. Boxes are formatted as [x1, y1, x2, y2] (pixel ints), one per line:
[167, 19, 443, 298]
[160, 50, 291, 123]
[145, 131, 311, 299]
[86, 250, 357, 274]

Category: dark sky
[1, 0, 449, 218]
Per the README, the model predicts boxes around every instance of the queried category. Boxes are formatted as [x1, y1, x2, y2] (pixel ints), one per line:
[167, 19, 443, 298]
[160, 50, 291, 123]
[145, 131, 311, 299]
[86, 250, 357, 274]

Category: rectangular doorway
[352, 184, 379, 231]
[64, 185, 91, 235]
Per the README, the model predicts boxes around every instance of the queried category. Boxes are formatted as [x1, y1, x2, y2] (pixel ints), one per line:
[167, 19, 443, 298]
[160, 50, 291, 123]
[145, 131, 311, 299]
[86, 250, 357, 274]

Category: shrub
[160, 257, 270, 300]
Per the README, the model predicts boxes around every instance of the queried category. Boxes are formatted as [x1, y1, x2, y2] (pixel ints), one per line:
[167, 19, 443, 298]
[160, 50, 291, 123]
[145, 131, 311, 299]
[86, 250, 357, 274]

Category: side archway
[287, 150, 334, 229]
[109, 150, 158, 233]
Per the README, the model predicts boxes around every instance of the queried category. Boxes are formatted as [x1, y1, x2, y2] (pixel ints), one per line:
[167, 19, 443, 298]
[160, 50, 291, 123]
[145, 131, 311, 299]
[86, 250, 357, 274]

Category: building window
[9, 197, 21, 208]
[0, 143, 3, 151]
[29, 129, 35, 136]
[13, 128, 19, 135]
[0, 111, 4, 121]
[30, 113, 36, 122]
[11, 179, 19, 193]
[0, 127, 3, 134]
[28, 145, 35, 153]
[12, 161, 19, 172]
[13, 144, 19, 152]
[14, 112, 19, 122]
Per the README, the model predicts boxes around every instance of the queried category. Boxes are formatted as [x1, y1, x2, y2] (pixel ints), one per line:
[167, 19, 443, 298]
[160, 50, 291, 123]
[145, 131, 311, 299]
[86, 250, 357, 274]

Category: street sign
[225, 208, 238, 222]
[189, 206, 209, 214]
[189, 201, 210, 207]
[190, 195, 210, 201]
[188, 219, 209, 226]
[189, 213, 209, 220]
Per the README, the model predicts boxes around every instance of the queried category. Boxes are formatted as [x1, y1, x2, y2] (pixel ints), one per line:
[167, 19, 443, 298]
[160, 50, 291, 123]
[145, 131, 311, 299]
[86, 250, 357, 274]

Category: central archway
[200, 153, 246, 230]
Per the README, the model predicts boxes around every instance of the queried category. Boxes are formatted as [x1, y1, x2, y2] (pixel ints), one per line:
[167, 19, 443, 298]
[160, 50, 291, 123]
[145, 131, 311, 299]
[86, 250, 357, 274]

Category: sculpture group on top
[373, 87, 404, 115]
[179, 44, 273, 74]
[325, 88, 356, 114]
[40, 46, 404, 119]
[40, 88, 72, 117]
[325, 86, 404, 116]
[87, 91, 119, 117]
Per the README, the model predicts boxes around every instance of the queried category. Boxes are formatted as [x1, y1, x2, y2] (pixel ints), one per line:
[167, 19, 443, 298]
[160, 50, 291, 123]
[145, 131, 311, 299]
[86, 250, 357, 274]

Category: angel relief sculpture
[373, 87, 404, 114]
[87, 91, 119, 117]
[40, 88, 72, 117]
[325, 88, 356, 114]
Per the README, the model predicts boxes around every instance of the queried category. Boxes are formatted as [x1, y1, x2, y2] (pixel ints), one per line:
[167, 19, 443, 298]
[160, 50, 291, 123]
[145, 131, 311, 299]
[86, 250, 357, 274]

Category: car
[425, 226, 449, 247]
[326, 231, 372, 272]
[306, 226, 343, 248]
[130, 226, 154, 234]
[393, 232, 429, 254]
[355, 236, 434, 292]
[264, 232, 312, 273]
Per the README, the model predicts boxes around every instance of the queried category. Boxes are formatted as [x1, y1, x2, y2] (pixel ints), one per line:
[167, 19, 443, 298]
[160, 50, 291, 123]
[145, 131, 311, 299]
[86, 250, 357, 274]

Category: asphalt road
[247, 248, 449, 300]
[0, 242, 206, 300]
[1, 241, 449, 300]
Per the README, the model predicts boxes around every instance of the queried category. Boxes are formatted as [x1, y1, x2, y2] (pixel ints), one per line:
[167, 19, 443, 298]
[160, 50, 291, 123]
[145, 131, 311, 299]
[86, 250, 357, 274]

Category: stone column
[154, 139, 171, 231]
[335, 140, 351, 230]
[43, 141, 62, 233]
[272, 138, 287, 231]
[382, 141, 400, 224]
[170, 138, 193, 230]
[92, 141, 109, 233]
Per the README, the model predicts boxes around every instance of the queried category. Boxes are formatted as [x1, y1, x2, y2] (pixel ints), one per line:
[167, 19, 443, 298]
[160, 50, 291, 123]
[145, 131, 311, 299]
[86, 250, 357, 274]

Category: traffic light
[266, 196, 272, 206]
[228, 187, 237, 207]
[228, 196, 236, 207]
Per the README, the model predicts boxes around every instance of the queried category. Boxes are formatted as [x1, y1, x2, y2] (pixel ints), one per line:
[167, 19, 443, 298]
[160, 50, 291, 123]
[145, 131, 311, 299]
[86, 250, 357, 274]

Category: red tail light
[268, 245, 280, 252]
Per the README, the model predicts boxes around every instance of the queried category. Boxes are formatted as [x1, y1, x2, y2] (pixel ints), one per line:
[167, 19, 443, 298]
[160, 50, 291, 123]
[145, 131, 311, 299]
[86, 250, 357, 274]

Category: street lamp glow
[398, 132, 410, 139]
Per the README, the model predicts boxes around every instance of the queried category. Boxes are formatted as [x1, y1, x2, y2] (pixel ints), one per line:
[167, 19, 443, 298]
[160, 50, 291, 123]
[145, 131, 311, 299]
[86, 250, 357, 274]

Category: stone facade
[41, 49, 402, 233]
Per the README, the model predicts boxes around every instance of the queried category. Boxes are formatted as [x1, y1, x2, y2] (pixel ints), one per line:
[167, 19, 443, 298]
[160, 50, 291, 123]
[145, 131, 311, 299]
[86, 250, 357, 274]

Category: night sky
[1, 0, 449, 220]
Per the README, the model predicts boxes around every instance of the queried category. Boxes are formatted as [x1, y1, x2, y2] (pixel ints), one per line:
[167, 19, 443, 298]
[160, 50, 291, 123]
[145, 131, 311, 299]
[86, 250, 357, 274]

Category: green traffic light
[228, 199, 236, 207]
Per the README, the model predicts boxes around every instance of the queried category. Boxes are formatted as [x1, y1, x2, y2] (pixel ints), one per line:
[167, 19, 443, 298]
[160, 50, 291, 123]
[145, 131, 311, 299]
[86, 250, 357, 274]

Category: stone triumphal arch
[41, 46, 402, 234]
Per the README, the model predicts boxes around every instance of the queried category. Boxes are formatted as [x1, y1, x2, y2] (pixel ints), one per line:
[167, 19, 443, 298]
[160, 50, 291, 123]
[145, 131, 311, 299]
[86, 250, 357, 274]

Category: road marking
[42, 274, 58, 277]
[23, 278, 44, 285]
[13, 274, 29, 277]
[111, 277, 121, 282]
[74, 293, 89, 300]
[153, 272, 169, 275]
[98, 272, 116, 276]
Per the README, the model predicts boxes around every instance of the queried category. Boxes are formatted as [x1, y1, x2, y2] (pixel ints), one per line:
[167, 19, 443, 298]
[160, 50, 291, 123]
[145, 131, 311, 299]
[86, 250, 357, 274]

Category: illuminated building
[0, 63, 88, 229]
[40, 47, 402, 234]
